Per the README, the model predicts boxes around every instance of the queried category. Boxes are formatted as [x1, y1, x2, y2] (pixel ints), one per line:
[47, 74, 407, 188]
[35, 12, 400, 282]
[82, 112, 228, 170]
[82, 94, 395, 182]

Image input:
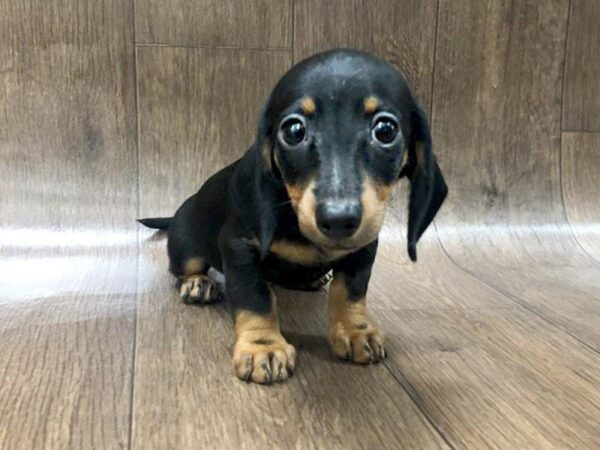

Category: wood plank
[135, 0, 292, 49]
[0, 0, 137, 448]
[294, 0, 437, 110]
[136, 46, 291, 213]
[430, 0, 600, 348]
[134, 46, 448, 449]
[378, 306, 600, 449]
[562, 132, 600, 261]
[562, 0, 600, 131]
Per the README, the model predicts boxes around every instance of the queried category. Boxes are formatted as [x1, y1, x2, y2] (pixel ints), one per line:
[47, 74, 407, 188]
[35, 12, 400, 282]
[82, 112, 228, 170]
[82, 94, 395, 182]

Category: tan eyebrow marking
[300, 96, 316, 115]
[364, 96, 379, 114]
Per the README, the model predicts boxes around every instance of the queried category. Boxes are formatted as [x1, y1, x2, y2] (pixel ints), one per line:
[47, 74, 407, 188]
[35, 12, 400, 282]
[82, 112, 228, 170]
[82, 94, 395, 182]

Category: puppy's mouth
[318, 241, 360, 252]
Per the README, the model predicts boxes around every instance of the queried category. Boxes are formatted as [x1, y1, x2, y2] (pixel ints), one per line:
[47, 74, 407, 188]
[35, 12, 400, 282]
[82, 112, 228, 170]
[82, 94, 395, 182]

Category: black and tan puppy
[139, 49, 447, 384]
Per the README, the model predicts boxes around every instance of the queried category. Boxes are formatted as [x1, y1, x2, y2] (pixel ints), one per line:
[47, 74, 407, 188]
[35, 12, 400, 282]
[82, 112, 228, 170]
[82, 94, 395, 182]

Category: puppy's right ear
[256, 101, 278, 175]
[252, 100, 281, 259]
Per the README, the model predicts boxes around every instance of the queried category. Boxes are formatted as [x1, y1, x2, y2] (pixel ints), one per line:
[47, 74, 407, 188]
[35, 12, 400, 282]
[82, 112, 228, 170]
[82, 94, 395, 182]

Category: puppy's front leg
[329, 241, 386, 364]
[220, 235, 295, 384]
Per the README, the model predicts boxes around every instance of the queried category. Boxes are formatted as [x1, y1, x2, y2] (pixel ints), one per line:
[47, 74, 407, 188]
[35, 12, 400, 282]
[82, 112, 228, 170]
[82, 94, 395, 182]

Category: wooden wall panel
[562, 132, 600, 261]
[135, 0, 292, 49]
[562, 0, 600, 131]
[429, 1, 600, 348]
[136, 47, 290, 214]
[0, 0, 137, 448]
[294, 0, 437, 112]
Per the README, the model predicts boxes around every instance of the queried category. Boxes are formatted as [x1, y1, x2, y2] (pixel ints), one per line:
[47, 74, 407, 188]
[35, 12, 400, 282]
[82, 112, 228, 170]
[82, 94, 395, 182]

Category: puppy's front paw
[179, 275, 223, 304]
[233, 333, 296, 384]
[330, 321, 386, 364]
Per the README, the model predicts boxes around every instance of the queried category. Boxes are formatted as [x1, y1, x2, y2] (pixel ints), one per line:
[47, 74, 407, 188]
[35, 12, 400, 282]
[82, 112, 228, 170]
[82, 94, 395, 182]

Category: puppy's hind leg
[177, 257, 224, 305]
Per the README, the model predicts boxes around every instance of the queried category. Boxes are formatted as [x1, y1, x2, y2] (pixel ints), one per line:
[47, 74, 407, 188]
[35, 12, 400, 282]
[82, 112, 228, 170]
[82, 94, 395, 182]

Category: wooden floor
[1, 1, 599, 448]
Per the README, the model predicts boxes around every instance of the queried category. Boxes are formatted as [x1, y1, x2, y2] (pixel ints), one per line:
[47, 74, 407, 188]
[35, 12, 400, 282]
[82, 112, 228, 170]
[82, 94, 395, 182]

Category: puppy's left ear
[400, 103, 448, 261]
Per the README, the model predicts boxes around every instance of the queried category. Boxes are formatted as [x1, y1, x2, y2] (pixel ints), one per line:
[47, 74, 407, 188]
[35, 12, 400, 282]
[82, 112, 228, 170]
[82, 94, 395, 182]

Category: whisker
[273, 199, 292, 209]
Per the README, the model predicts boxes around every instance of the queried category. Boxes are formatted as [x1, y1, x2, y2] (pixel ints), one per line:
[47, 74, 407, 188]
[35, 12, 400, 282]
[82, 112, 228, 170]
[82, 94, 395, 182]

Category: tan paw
[330, 321, 386, 364]
[233, 333, 296, 384]
[179, 275, 223, 304]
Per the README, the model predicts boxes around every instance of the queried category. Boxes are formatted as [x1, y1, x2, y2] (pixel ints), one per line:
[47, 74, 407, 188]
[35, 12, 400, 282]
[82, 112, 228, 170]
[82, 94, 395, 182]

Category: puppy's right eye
[279, 115, 306, 147]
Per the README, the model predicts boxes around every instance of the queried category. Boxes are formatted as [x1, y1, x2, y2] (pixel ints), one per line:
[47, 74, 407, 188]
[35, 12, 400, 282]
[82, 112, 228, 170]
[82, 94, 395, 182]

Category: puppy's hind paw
[179, 275, 223, 304]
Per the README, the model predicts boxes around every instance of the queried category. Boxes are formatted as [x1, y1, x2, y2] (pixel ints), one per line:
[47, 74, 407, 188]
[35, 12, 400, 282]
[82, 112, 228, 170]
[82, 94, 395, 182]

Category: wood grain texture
[562, 0, 600, 131]
[562, 132, 600, 261]
[0, 0, 136, 448]
[294, 0, 437, 110]
[430, 0, 600, 348]
[377, 305, 600, 449]
[136, 46, 290, 213]
[135, 0, 292, 49]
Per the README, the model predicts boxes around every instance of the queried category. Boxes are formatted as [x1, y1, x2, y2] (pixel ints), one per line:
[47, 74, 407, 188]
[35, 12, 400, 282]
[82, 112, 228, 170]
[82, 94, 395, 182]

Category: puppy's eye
[279, 115, 306, 147]
[372, 114, 400, 145]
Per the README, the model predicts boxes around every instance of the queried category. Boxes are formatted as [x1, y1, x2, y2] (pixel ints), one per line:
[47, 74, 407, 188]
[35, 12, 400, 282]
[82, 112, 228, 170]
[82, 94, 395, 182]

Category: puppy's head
[257, 49, 447, 260]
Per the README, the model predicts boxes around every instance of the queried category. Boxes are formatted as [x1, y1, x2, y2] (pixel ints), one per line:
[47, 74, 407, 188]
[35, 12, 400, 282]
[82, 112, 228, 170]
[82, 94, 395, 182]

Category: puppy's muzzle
[315, 199, 362, 240]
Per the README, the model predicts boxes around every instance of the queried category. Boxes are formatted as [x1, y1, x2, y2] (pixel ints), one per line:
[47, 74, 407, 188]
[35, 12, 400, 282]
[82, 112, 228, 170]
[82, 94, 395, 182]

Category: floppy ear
[252, 100, 282, 259]
[400, 103, 448, 262]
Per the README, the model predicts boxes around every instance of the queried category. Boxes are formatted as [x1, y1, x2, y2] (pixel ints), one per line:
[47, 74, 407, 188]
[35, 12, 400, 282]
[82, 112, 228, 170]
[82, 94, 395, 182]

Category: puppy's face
[263, 51, 414, 250]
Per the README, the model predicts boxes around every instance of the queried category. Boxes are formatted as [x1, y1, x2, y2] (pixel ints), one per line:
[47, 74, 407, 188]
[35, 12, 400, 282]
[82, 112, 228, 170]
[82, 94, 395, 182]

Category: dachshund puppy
[139, 49, 447, 384]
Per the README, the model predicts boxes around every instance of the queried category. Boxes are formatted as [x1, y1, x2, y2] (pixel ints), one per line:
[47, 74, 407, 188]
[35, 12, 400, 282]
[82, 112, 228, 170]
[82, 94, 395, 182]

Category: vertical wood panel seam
[129, 0, 140, 447]
[427, 0, 441, 119]
[560, 0, 574, 131]
[291, 0, 295, 63]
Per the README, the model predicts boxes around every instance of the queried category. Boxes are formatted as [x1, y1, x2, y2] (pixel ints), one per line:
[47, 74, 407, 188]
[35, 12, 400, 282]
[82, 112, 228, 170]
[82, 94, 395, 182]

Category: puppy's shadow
[277, 286, 345, 364]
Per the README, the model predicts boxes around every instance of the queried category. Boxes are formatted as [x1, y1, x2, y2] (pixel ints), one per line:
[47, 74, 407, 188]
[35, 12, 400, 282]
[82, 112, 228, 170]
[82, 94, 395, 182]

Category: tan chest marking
[269, 240, 351, 266]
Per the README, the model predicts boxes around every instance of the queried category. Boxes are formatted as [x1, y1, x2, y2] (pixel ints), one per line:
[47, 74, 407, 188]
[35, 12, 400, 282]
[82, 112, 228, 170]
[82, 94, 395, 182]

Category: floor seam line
[381, 361, 456, 450]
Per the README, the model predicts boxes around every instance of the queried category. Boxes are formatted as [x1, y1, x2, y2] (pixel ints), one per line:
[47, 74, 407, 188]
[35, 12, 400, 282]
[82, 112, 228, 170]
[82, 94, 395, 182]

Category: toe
[351, 333, 374, 364]
[234, 352, 254, 382]
[251, 352, 273, 384]
[189, 279, 201, 299]
[330, 322, 352, 360]
[284, 344, 296, 373]
[180, 281, 192, 300]
[271, 350, 289, 381]
[368, 332, 386, 361]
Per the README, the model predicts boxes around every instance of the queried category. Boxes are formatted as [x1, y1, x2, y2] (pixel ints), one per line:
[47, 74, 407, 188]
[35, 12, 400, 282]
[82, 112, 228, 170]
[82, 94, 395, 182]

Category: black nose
[316, 200, 362, 240]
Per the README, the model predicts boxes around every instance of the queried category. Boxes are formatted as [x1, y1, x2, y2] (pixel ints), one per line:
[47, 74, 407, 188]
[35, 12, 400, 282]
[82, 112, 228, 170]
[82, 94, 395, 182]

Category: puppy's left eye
[278, 115, 307, 147]
[372, 113, 400, 145]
